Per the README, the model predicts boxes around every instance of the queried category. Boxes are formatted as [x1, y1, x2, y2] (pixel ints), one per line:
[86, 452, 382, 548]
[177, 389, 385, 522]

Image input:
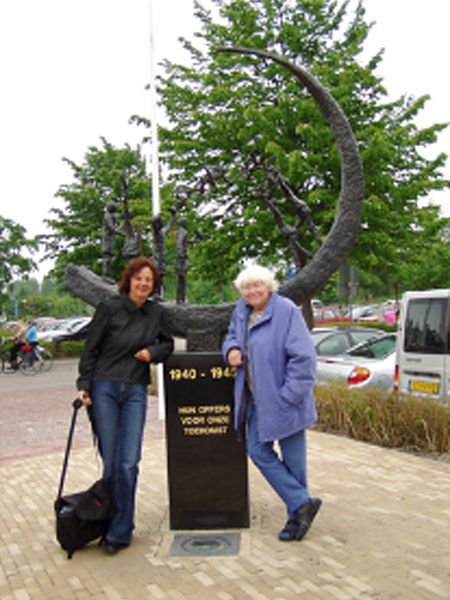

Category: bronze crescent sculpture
[64, 48, 364, 350]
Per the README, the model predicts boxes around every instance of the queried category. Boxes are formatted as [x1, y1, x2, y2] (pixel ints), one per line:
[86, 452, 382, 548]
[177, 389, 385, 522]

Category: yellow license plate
[408, 380, 440, 394]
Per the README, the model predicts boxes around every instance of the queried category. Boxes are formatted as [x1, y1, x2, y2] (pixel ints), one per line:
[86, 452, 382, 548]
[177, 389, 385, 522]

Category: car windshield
[351, 330, 381, 345]
[316, 333, 351, 356]
[311, 330, 337, 344]
[348, 335, 396, 359]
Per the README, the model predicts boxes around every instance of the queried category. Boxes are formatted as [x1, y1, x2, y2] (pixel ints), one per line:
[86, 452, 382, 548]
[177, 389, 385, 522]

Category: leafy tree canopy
[2, 276, 91, 320]
[43, 0, 450, 301]
[146, 0, 450, 293]
[0, 216, 37, 311]
[42, 138, 153, 282]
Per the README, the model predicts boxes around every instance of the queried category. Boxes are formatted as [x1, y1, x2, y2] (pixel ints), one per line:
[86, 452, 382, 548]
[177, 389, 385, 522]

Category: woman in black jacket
[77, 256, 174, 555]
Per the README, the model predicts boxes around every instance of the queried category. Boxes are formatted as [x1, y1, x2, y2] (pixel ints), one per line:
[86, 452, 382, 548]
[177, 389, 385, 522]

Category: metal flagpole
[149, 0, 166, 420]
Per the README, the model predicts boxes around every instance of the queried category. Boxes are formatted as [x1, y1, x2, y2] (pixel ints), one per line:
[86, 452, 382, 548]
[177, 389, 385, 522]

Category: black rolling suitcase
[54, 399, 115, 559]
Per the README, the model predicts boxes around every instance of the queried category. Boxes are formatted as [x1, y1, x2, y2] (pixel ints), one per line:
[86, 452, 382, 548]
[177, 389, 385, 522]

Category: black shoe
[100, 539, 128, 556]
[293, 498, 322, 541]
[278, 519, 300, 542]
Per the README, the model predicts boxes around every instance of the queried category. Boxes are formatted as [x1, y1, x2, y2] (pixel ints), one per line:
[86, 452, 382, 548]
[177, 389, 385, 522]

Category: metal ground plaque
[169, 533, 241, 557]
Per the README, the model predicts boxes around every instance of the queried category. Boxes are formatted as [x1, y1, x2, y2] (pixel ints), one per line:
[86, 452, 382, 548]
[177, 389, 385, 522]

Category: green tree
[41, 276, 58, 297]
[396, 206, 450, 291]
[150, 0, 449, 296]
[4, 275, 90, 320]
[50, 294, 90, 318]
[12, 278, 40, 298]
[21, 296, 51, 318]
[42, 138, 152, 282]
[0, 216, 37, 311]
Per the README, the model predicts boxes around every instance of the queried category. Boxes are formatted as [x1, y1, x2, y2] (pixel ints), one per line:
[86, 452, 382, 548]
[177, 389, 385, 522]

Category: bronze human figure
[102, 201, 124, 281]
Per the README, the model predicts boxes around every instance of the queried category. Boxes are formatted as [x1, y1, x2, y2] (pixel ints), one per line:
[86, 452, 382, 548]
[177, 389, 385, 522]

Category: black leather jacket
[77, 293, 174, 391]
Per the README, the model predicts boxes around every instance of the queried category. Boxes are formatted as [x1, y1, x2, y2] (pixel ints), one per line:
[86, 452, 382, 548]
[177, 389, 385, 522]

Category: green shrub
[44, 340, 85, 358]
[0, 330, 16, 342]
[57, 341, 86, 358]
[315, 383, 450, 456]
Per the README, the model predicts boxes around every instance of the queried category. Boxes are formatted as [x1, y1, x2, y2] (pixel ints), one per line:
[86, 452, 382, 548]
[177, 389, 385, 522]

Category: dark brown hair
[118, 256, 161, 296]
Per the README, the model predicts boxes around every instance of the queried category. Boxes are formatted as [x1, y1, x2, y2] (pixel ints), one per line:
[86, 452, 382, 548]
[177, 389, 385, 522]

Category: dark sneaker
[100, 539, 128, 556]
[278, 519, 300, 542]
[294, 498, 322, 541]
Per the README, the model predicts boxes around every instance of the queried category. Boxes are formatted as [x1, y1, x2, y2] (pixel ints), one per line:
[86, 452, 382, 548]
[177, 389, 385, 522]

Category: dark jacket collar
[121, 293, 153, 314]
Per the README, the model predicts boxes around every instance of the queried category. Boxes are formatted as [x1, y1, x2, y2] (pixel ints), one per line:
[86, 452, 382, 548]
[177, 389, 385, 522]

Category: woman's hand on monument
[227, 348, 243, 367]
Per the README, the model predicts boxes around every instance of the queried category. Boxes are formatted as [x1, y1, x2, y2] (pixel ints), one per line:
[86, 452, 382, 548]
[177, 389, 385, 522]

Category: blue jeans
[246, 393, 310, 520]
[91, 379, 148, 546]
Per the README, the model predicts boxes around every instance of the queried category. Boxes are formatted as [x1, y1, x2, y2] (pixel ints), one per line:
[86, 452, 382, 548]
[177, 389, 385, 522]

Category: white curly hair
[234, 265, 279, 293]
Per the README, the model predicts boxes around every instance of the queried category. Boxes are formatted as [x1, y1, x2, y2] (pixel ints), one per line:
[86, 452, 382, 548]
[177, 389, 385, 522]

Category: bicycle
[0, 342, 38, 376]
[16, 345, 40, 376]
[16, 345, 54, 375]
[0, 340, 53, 375]
[34, 345, 54, 372]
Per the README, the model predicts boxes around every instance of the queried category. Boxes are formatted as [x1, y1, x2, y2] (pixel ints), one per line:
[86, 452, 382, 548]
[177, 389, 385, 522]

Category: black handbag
[54, 399, 115, 559]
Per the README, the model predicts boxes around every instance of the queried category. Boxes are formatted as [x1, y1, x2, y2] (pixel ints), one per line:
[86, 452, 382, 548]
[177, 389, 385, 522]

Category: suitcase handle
[56, 399, 83, 501]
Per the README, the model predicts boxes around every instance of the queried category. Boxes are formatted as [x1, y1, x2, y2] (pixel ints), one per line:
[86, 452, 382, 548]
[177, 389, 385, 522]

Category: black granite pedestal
[164, 352, 249, 530]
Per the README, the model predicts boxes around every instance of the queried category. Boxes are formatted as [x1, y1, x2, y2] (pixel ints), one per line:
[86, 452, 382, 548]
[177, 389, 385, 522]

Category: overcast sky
[1, 0, 449, 278]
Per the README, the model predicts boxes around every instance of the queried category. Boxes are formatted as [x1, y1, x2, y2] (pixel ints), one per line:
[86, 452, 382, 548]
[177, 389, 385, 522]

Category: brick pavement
[0, 359, 164, 464]
[1, 363, 450, 599]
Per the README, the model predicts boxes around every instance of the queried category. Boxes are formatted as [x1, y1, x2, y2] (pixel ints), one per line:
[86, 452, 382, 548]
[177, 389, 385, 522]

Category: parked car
[357, 306, 381, 322]
[316, 333, 397, 390]
[37, 321, 62, 341]
[344, 304, 380, 322]
[0, 321, 19, 333]
[311, 326, 385, 357]
[313, 307, 348, 325]
[52, 318, 92, 343]
[38, 317, 91, 343]
[311, 298, 324, 309]
[31, 317, 58, 332]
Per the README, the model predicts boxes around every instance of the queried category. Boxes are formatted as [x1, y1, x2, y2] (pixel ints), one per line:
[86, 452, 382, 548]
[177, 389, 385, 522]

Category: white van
[395, 289, 450, 399]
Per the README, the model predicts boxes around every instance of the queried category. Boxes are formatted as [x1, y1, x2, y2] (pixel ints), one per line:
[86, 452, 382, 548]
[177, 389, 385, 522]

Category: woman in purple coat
[222, 265, 321, 542]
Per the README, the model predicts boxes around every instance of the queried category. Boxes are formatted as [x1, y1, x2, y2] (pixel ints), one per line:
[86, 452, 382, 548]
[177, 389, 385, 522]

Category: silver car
[311, 326, 384, 357]
[315, 333, 397, 391]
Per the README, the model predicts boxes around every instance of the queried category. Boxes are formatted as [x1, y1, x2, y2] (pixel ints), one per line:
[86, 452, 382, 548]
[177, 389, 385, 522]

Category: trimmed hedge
[315, 383, 450, 457]
[39, 340, 85, 358]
